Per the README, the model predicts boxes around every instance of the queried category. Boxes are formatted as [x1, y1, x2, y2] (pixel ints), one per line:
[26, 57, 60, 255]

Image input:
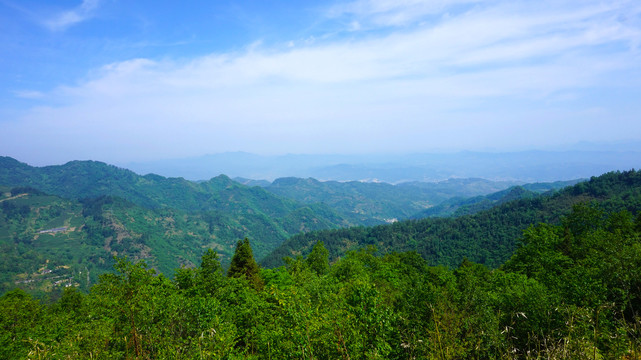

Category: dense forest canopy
[263, 170, 641, 269]
[1, 160, 641, 358]
[1, 201, 640, 359]
[0, 156, 580, 297]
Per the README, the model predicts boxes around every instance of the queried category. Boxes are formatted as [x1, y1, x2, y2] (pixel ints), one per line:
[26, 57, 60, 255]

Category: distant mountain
[124, 152, 367, 181]
[307, 151, 641, 183]
[233, 177, 271, 188]
[397, 178, 522, 204]
[261, 170, 640, 269]
[0, 183, 354, 295]
[123, 150, 641, 183]
[413, 179, 583, 218]
[263, 177, 524, 225]
[0, 157, 356, 261]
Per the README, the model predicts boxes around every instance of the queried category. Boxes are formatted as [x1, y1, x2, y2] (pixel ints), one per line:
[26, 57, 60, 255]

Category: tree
[227, 238, 263, 290]
[306, 241, 329, 275]
[59, 286, 84, 315]
[0, 289, 42, 359]
[198, 248, 225, 294]
[92, 257, 173, 358]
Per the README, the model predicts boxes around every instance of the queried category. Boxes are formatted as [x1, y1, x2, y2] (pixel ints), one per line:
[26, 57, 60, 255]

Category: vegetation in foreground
[2, 203, 641, 359]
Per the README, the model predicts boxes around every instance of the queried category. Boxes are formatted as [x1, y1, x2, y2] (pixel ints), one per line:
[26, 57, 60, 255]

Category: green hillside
[264, 176, 542, 224]
[262, 170, 641, 268]
[0, 187, 209, 296]
[266, 177, 432, 224]
[0, 157, 357, 262]
[0, 184, 349, 296]
[2, 201, 640, 359]
[414, 179, 581, 218]
[0, 157, 344, 217]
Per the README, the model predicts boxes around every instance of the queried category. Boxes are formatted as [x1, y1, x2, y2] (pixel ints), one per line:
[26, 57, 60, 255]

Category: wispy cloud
[56, 1, 639, 94]
[13, 90, 44, 99]
[327, 0, 485, 27]
[3, 0, 641, 163]
[44, 0, 101, 31]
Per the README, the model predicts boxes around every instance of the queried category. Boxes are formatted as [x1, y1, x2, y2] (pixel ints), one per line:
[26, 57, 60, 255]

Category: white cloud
[44, 0, 101, 31]
[3, 0, 641, 163]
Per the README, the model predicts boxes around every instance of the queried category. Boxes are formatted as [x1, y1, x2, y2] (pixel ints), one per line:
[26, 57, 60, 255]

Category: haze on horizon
[1, 0, 640, 166]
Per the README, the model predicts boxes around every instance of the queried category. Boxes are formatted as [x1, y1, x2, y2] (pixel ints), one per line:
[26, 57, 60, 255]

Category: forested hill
[266, 177, 429, 225]
[0, 185, 350, 295]
[0, 156, 359, 243]
[0, 156, 330, 215]
[260, 177, 579, 225]
[0, 158, 364, 293]
[264, 177, 520, 225]
[262, 170, 641, 268]
[3, 200, 640, 358]
[413, 179, 581, 218]
[0, 157, 522, 227]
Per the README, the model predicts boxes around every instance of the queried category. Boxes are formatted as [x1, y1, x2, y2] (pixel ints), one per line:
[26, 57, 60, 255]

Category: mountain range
[122, 149, 641, 183]
[262, 170, 641, 269]
[2, 155, 636, 298]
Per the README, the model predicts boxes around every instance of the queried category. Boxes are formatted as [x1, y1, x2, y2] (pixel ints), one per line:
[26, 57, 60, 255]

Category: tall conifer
[227, 238, 263, 289]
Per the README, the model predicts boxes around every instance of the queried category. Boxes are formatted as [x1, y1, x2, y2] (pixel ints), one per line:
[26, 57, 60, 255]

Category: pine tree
[227, 238, 263, 290]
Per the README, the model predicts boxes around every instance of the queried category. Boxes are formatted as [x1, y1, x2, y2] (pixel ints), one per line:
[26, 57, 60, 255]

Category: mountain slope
[263, 177, 533, 224]
[0, 157, 305, 213]
[0, 185, 246, 295]
[0, 157, 357, 264]
[413, 179, 582, 218]
[0, 184, 354, 295]
[262, 170, 641, 268]
[266, 177, 431, 224]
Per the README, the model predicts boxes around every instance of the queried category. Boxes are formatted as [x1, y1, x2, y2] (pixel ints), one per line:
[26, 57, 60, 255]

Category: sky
[1, 0, 640, 166]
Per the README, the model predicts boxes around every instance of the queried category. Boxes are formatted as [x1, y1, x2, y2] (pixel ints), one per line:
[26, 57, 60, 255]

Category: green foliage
[0, 181, 345, 295]
[0, 289, 43, 359]
[2, 205, 641, 360]
[0, 156, 364, 267]
[228, 238, 264, 290]
[264, 170, 641, 269]
[3, 161, 641, 358]
[415, 180, 580, 218]
[306, 241, 330, 275]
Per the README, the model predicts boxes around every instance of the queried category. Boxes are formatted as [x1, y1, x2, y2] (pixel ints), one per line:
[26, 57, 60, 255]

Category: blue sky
[1, 0, 640, 165]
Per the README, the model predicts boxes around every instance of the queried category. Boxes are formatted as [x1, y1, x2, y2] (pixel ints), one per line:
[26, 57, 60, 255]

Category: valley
[0, 156, 584, 296]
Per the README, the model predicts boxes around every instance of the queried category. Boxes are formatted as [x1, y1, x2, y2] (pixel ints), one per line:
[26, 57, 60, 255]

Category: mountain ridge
[121, 150, 641, 182]
[261, 170, 641, 269]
